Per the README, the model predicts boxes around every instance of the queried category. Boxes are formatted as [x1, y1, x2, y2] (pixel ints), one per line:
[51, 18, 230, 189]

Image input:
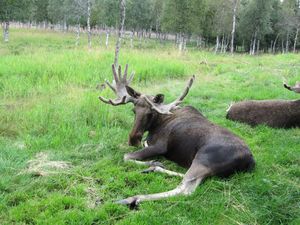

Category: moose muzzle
[128, 132, 143, 147]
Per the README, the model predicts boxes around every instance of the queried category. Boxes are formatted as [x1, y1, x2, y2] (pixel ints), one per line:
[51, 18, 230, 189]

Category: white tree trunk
[183, 35, 186, 51]
[139, 31, 142, 48]
[270, 40, 273, 53]
[252, 38, 256, 55]
[196, 36, 201, 48]
[273, 34, 279, 53]
[285, 31, 289, 53]
[3, 21, 9, 42]
[224, 36, 229, 53]
[282, 40, 285, 54]
[215, 35, 219, 54]
[293, 28, 299, 53]
[230, 0, 238, 54]
[98, 29, 101, 46]
[63, 16, 67, 33]
[105, 30, 109, 48]
[178, 34, 183, 51]
[155, 21, 159, 39]
[130, 31, 134, 48]
[75, 22, 80, 46]
[221, 34, 225, 53]
[251, 31, 257, 55]
[87, 0, 91, 48]
[256, 39, 260, 54]
[114, 0, 126, 67]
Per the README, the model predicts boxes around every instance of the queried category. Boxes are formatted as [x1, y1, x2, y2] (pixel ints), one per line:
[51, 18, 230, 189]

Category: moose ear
[153, 94, 164, 104]
[126, 86, 141, 98]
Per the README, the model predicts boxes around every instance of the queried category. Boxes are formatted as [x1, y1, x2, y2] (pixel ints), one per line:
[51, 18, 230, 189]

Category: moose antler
[99, 64, 136, 105]
[144, 75, 195, 114]
[283, 81, 300, 93]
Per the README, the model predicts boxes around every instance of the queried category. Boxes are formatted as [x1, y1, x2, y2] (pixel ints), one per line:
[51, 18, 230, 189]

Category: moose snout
[128, 133, 143, 147]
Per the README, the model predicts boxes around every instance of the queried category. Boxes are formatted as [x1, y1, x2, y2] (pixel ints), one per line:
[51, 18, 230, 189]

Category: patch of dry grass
[22, 152, 71, 176]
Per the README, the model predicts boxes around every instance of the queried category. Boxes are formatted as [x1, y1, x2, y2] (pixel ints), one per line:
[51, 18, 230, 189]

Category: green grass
[0, 29, 300, 224]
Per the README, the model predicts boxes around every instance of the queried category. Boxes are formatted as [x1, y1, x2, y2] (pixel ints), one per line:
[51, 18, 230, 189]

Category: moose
[226, 81, 300, 128]
[99, 64, 255, 207]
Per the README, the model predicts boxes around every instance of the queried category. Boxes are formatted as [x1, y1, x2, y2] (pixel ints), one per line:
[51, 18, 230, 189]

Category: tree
[152, 0, 164, 38]
[126, 0, 153, 33]
[114, 0, 126, 67]
[238, 0, 273, 54]
[0, 0, 32, 42]
[32, 0, 50, 26]
[162, 0, 193, 51]
[230, 0, 239, 53]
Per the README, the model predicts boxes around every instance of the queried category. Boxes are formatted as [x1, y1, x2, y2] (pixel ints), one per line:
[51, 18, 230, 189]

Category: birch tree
[238, 0, 272, 55]
[87, 0, 91, 48]
[114, 0, 126, 68]
[230, 0, 239, 54]
[0, 0, 31, 42]
[162, 0, 193, 52]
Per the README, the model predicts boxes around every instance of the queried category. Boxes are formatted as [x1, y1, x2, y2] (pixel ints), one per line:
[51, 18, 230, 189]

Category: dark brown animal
[226, 81, 300, 128]
[99, 64, 255, 207]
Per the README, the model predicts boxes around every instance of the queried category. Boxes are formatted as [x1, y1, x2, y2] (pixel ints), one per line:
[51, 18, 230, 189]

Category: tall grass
[0, 29, 299, 224]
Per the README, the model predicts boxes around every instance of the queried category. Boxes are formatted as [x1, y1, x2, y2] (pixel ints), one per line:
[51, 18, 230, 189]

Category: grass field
[0, 29, 299, 225]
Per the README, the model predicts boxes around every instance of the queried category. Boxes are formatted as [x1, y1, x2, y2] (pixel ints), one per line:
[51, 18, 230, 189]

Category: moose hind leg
[117, 160, 211, 207]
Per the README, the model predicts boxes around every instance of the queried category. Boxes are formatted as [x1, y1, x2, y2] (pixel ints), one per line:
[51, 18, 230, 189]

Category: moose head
[99, 64, 195, 147]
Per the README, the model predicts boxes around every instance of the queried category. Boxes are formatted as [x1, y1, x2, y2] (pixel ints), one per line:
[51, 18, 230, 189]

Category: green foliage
[2, 0, 300, 52]
[162, 0, 193, 34]
[0, 0, 32, 22]
[239, 0, 273, 41]
[0, 29, 300, 225]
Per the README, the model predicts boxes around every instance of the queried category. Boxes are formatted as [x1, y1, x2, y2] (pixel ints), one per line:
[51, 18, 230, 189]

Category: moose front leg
[124, 146, 165, 167]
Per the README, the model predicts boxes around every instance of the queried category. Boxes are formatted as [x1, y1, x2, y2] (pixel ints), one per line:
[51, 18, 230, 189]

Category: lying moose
[99, 64, 255, 207]
[226, 81, 300, 128]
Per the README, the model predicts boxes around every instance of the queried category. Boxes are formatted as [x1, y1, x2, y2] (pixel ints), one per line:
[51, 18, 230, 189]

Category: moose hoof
[116, 196, 140, 210]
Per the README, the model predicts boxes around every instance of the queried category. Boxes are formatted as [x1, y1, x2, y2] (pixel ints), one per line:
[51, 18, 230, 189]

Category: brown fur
[226, 100, 300, 128]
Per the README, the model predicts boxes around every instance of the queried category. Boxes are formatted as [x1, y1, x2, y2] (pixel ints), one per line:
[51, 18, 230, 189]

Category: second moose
[226, 81, 300, 128]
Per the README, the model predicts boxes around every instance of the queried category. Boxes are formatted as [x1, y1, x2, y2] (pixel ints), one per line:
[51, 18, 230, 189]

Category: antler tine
[123, 64, 128, 81]
[112, 64, 119, 82]
[128, 72, 135, 84]
[177, 75, 195, 102]
[105, 79, 116, 93]
[99, 64, 139, 106]
[143, 96, 173, 115]
[143, 75, 195, 115]
[109, 96, 127, 106]
[99, 96, 111, 104]
[118, 65, 122, 80]
[284, 80, 300, 93]
[283, 82, 291, 91]
[99, 96, 127, 106]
